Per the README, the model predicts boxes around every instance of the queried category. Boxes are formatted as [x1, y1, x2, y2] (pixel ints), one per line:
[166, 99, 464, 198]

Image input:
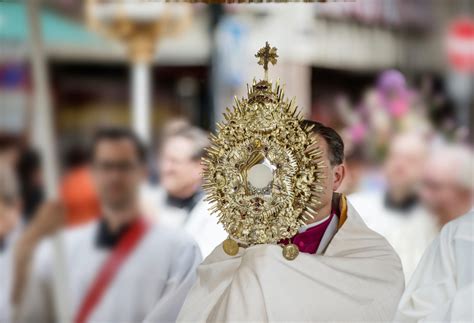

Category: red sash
[74, 217, 150, 323]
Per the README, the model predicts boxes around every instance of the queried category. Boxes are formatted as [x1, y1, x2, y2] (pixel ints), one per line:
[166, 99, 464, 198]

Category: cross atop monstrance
[255, 41, 278, 80]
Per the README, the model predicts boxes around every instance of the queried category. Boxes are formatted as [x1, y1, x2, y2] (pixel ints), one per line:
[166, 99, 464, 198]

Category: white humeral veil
[176, 202, 405, 322]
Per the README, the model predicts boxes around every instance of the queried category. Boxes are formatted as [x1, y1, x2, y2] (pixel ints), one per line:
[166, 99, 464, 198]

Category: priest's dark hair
[302, 120, 345, 166]
[90, 127, 147, 163]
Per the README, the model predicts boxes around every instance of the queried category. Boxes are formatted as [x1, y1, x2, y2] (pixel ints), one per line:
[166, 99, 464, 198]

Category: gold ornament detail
[255, 41, 278, 80]
[282, 243, 300, 261]
[222, 238, 240, 256]
[204, 42, 325, 256]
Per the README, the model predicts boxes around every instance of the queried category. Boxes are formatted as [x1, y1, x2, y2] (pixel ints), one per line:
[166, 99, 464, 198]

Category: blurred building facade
[0, 0, 472, 172]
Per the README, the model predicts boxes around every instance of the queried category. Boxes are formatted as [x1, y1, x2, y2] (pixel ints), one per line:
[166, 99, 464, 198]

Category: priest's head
[158, 125, 209, 199]
[303, 120, 346, 223]
[420, 144, 473, 226]
[90, 128, 147, 225]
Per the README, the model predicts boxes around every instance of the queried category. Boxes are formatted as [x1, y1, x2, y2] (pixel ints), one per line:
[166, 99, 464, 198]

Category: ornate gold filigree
[222, 238, 240, 256]
[282, 243, 300, 260]
[255, 41, 278, 80]
[203, 42, 325, 256]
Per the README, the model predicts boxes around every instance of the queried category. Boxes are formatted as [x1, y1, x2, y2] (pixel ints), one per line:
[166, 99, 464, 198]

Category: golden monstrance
[203, 42, 325, 260]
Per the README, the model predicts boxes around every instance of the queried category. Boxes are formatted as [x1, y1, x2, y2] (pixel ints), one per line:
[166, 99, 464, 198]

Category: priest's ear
[332, 163, 346, 192]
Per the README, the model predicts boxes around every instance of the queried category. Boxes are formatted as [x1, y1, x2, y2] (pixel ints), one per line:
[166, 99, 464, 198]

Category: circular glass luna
[243, 151, 276, 196]
[248, 163, 273, 189]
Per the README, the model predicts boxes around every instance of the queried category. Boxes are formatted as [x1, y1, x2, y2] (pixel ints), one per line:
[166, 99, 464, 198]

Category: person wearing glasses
[18, 128, 201, 323]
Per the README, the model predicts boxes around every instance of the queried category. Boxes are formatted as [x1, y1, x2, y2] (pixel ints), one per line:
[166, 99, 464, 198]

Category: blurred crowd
[331, 70, 473, 278]
[1, 63, 473, 321]
[0, 120, 227, 322]
[0, 0, 472, 321]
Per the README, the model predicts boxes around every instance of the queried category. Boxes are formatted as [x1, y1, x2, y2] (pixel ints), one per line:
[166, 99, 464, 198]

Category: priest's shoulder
[447, 209, 473, 228]
[146, 222, 199, 250]
[30, 221, 97, 275]
[38, 221, 97, 250]
[57, 221, 95, 249]
[341, 202, 404, 262]
[439, 210, 474, 241]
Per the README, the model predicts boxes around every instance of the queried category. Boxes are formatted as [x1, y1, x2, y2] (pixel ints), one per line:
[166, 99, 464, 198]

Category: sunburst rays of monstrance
[202, 42, 326, 260]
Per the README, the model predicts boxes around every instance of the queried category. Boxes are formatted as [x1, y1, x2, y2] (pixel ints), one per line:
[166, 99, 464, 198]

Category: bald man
[420, 145, 473, 226]
[349, 133, 438, 281]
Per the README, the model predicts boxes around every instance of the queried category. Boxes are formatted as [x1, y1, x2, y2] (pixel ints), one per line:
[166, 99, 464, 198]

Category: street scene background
[0, 0, 473, 321]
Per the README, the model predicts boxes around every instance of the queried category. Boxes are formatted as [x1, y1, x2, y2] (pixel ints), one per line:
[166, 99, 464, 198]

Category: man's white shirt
[141, 185, 227, 258]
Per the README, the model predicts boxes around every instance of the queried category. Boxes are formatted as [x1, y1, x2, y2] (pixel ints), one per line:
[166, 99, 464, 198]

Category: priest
[170, 119, 405, 323]
[147, 43, 404, 323]
[395, 210, 473, 322]
[18, 128, 201, 323]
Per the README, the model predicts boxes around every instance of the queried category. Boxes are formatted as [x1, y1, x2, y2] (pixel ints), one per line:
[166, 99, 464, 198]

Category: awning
[0, 2, 210, 65]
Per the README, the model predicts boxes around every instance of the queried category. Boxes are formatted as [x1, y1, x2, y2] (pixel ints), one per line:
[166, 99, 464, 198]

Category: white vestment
[174, 201, 405, 323]
[141, 185, 227, 258]
[349, 191, 439, 281]
[395, 211, 474, 323]
[19, 220, 202, 323]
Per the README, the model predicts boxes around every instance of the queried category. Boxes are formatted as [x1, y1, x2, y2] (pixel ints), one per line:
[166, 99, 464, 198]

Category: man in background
[419, 144, 473, 226]
[0, 137, 44, 222]
[18, 128, 201, 323]
[0, 136, 20, 168]
[16, 149, 44, 223]
[349, 132, 438, 281]
[142, 124, 226, 258]
[0, 164, 22, 323]
[395, 210, 474, 322]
